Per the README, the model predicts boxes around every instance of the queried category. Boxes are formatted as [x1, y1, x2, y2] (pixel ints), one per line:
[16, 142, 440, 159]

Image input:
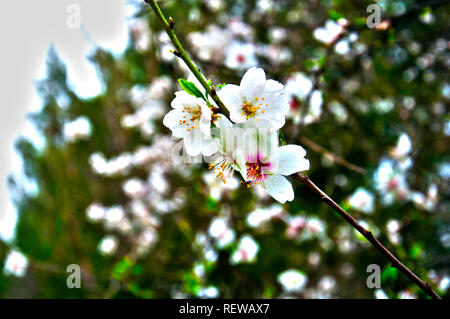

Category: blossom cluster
[347, 133, 440, 217]
[163, 67, 310, 203]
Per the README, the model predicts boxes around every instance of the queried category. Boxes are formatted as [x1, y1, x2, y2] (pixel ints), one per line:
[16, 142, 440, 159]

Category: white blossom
[98, 235, 119, 255]
[163, 76, 219, 156]
[189, 25, 231, 62]
[278, 269, 308, 293]
[238, 136, 310, 203]
[225, 42, 258, 70]
[63, 116, 92, 142]
[123, 178, 147, 199]
[218, 67, 290, 129]
[246, 204, 284, 228]
[374, 158, 409, 204]
[230, 235, 259, 264]
[348, 187, 375, 214]
[86, 203, 105, 222]
[129, 18, 151, 52]
[313, 20, 344, 44]
[203, 172, 239, 200]
[197, 286, 220, 298]
[3, 250, 29, 277]
[375, 289, 389, 299]
[208, 217, 235, 248]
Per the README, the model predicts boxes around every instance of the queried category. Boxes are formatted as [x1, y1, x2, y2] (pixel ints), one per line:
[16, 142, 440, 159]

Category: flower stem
[145, 0, 230, 118]
[293, 173, 441, 299]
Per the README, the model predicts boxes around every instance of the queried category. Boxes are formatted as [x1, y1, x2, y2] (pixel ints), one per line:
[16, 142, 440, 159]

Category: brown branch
[300, 136, 367, 175]
[293, 173, 441, 299]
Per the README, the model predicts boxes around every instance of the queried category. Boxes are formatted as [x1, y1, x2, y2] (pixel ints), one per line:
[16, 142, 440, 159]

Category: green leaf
[318, 55, 327, 67]
[217, 83, 227, 90]
[278, 130, 286, 146]
[178, 79, 204, 99]
[410, 243, 423, 259]
[381, 266, 398, 282]
[353, 17, 367, 26]
[328, 10, 344, 21]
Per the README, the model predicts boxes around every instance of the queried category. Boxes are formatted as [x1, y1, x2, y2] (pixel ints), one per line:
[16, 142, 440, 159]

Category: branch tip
[169, 49, 181, 57]
[168, 17, 175, 28]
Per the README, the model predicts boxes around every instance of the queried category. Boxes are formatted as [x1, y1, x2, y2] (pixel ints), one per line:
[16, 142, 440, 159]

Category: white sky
[0, 0, 138, 241]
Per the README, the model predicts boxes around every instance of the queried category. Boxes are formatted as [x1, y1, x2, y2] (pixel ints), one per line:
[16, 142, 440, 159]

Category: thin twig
[145, 0, 230, 118]
[293, 173, 441, 299]
[300, 136, 367, 175]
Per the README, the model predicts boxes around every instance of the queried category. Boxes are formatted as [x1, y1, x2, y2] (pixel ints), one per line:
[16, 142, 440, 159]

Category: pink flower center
[245, 153, 271, 188]
[239, 248, 249, 261]
[387, 178, 399, 191]
[289, 97, 299, 111]
[236, 54, 246, 64]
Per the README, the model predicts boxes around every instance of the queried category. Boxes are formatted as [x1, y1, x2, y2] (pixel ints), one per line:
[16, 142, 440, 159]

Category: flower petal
[240, 67, 266, 98]
[217, 84, 246, 123]
[184, 130, 203, 156]
[171, 91, 195, 109]
[163, 109, 186, 138]
[262, 174, 294, 203]
[276, 145, 310, 176]
[199, 103, 212, 137]
[202, 137, 220, 156]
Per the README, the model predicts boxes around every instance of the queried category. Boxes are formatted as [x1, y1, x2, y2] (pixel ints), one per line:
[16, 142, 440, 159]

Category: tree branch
[293, 173, 441, 299]
[145, 0, 230, 118]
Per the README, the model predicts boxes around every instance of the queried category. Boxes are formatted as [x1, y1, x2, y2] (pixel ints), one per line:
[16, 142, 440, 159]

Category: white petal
[276, 145, 309, 175]
[171, 91, 195, 109]
[262, 174, 294, 203]
[163, 109, 186, 138]
[184, 131, 203, 156]
[202, 137, 220, 156]
[199, 103, 212, 136]
[240, 67, 266, 98]
[217, 84, 243, 120]
[262, 117, 286, 130]
[215, 114, 233, 129]
[262, 81, 289, 112]
[264, 79, 284, 93]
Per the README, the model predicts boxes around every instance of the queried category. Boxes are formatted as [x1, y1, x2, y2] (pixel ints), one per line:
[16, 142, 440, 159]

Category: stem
[293, 173, 441, 299]
[145, 0, 230, 118]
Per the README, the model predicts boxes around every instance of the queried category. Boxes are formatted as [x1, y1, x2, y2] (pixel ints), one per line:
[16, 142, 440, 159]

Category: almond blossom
[277, 269, 308, 293]
[3, 250, 29, 277]
[230, 234, 259, 264]
[163, 89, 218, 157]
[208, 217, 235, 248]
[348, 187, 375, 214]
[238, 140, 310, 204]
[218, 67, 290, 129]
[162, 66, 310, 203]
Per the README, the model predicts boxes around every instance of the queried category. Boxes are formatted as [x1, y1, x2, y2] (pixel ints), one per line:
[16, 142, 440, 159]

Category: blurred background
[0, 0, 449, 298]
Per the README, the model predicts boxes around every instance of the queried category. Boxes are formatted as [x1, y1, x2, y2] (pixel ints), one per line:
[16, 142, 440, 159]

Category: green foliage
[178, 79, 205, 99]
